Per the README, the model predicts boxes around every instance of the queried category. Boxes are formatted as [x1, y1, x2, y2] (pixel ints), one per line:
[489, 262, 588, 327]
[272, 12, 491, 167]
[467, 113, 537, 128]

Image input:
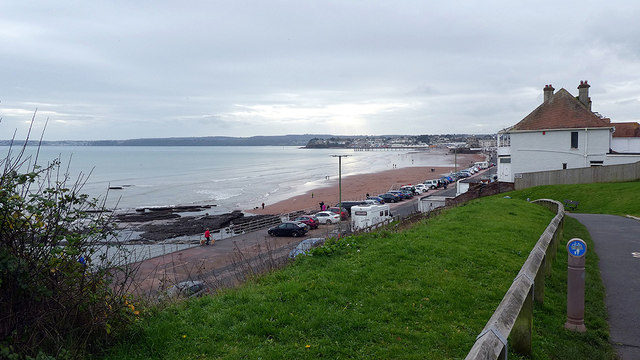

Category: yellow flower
[133, 310, 140, 316]
[182, 335, 187, 338]
[305, 345, 311, 348]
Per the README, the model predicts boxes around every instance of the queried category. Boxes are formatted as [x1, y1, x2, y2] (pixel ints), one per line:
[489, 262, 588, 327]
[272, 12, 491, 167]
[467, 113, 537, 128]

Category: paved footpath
[568, 213, 640, 360]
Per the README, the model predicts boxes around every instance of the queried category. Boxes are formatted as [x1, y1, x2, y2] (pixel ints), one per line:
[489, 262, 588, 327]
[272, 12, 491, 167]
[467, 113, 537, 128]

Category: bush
[0, 126, 139, 358]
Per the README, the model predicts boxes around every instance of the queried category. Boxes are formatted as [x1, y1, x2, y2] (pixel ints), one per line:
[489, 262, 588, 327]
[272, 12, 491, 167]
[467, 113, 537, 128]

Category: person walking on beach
[261, 202, 265, 210]
[319, 201, 325, 211]
[204, 228, 211, 245]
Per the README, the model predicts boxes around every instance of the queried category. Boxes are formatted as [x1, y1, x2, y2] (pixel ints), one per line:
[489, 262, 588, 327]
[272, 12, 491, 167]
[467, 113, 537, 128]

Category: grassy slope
[104, 180, 636, 359]
[106, 197, 553, 359]
[506, 181, 640, 217]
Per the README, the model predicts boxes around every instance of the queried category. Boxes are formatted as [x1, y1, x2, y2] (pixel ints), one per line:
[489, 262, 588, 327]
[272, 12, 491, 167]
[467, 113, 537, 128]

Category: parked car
[288, 238, 326, 259]
[294, 215, 319, 229]
[378, 193, 398, 203]
[328, 206, 348, 220]
[389, 190, 412, 199]
[366, 196, 385, 204]
[314, 211, 341, 224]
[160, 280, 206, 300]
[400, 185, 417, 194]
[414, 184, 428, 193]
[387, 190, 405, 200]
[268, 221, 309, 237]
[423, 179, 440, 189]
[399, 189, 414, 198]
[339, 201, 368, 216]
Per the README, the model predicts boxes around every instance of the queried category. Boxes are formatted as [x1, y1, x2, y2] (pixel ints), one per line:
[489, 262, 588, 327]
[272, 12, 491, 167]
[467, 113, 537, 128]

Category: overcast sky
[2, 1, 640, 141]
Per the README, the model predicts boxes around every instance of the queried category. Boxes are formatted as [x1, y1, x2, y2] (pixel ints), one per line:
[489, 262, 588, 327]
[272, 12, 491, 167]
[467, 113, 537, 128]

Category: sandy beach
[248, 152, 485, 215]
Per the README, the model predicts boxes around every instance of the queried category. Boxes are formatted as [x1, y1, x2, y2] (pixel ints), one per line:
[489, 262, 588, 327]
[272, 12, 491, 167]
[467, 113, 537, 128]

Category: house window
[562, 163, 567, 169]
[499, 157, 511, 164]
[571, 132, 578, 149]
[499, 134, 510, 147]
[590, 161, 604, 167]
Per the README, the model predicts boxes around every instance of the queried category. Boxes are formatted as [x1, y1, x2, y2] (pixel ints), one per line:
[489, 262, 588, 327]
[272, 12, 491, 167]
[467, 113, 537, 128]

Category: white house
[497, 81, 640, 182]
[611, 122, 640, 153]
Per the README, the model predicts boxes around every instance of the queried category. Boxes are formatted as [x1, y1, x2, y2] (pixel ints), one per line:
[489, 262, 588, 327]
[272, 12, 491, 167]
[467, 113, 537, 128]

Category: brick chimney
[543, 84, 555, 103]
[578, 80, 591, 110]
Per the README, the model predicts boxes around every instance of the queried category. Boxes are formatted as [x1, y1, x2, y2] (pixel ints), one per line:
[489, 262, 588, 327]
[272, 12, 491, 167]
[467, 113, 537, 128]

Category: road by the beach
[129, 166, 477, 297]
[129, 191, 436, 297]
[568, 213, 640, 360]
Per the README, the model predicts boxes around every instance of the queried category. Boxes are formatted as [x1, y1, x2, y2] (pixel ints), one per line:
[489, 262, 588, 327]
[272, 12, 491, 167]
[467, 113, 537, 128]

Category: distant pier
[353, 146, 433, 151]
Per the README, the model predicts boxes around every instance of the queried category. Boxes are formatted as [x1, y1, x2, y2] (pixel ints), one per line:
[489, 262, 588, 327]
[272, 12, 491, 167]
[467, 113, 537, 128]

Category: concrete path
[568, 213, 640, 360]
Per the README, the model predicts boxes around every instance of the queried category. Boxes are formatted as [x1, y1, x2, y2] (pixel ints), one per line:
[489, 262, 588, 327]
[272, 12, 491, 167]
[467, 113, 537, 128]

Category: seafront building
[497, 81, 640, 182]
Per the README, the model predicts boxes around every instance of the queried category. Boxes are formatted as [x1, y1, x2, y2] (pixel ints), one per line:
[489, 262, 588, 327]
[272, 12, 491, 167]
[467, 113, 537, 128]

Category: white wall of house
[612, 138, 640, 153]
[498, 128, 612, 182]
[456, 181, 470, 197]
[418, 196, 449, 213]
[605, 153, 640, 165]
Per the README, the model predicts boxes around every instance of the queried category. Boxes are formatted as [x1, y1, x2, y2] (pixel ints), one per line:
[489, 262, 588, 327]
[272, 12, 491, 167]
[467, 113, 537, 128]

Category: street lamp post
[330, 155, 351, 234]
[454, 146, 458, 173]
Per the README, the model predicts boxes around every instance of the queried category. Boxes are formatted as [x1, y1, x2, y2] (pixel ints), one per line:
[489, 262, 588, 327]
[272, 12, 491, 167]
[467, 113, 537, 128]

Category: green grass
[103, 181, 632, 359]
[506, 180, 640, 217]
[105, 197, 553, 359]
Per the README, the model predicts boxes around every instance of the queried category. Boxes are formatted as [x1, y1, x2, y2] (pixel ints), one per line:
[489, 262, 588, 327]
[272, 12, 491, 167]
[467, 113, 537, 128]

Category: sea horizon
[1, 145, 457, 214]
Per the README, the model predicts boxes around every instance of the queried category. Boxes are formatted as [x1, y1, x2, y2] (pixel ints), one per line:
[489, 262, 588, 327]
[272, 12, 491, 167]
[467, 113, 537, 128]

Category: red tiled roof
[611, 122, 640, 137]
[510, 88, 612, 131]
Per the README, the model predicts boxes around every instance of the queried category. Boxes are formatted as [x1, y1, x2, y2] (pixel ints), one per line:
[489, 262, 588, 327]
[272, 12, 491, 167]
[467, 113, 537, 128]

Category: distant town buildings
[305, 134, 495, 150]
[497, 81, 640, 182]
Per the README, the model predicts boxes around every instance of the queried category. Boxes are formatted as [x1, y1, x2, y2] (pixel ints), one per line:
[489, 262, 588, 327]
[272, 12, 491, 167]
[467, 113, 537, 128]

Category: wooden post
[535, 256, 546, 303]
[511, 285, 534, 355]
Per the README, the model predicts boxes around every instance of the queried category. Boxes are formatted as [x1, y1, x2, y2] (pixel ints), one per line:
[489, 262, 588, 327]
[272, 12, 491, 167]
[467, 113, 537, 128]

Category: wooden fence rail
[465, 199, 564, 359]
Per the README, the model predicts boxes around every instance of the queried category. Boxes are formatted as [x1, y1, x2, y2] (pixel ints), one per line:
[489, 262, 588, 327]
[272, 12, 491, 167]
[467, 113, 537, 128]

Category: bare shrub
[0, 115, 139, 358]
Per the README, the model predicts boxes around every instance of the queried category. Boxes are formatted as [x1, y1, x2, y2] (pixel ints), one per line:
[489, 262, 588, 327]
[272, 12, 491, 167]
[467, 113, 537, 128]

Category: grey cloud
[2, 1, 640, 140]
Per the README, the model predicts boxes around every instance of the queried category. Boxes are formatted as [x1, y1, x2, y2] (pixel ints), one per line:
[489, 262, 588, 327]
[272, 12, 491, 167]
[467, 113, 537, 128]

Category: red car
[327, 206, 348, 220]
[294, 215, 319, 229]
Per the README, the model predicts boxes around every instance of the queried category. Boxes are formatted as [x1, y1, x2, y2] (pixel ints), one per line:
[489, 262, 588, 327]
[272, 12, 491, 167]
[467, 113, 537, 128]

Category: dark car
[367, 196, 385, 204]
[294, 215, 319, 229]
[378, 193, 397, 203]
[339, 201, 368, 216]
[367, 196, 385, 203]
[268, 221, 308, 237]
[388, 190, 408, 200]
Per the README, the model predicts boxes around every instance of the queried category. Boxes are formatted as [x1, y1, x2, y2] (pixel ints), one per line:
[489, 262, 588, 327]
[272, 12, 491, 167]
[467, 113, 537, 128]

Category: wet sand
[248, 152, 484, 215]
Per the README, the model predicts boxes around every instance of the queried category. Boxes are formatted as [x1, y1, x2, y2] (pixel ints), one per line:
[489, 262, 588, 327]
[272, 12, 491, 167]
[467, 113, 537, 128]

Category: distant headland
[1, 133, 495, 148]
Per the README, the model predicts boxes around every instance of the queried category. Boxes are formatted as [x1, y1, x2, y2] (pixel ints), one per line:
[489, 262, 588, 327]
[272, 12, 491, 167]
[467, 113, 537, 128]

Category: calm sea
[2, 146, 455, 213]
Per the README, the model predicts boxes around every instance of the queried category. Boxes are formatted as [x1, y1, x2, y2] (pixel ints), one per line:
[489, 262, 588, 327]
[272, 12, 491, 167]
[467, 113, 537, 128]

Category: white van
[351, 204, 391, 231]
